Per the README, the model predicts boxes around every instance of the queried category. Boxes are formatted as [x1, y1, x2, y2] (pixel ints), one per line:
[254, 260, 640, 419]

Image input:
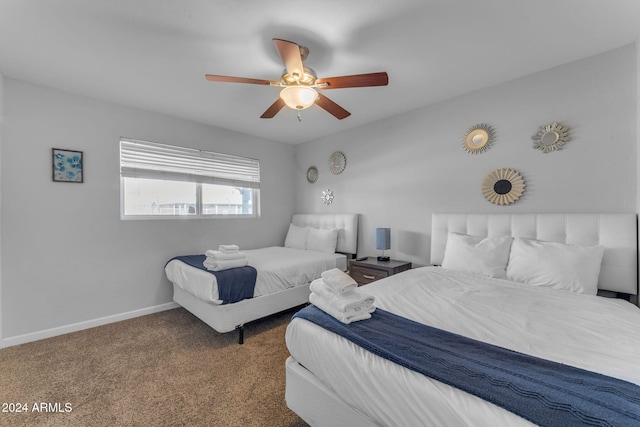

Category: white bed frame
[172, 213, 358, 344]
[286, 213, 638, 426]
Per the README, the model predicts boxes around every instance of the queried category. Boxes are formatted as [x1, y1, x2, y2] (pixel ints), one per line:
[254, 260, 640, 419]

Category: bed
[285, 213, 640, 426]
[165, 213, 358, 344]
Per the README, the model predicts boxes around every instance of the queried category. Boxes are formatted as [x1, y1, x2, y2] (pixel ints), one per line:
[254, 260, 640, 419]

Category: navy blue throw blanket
[293, 305, 640, 427]
[169, 255, 257, 304]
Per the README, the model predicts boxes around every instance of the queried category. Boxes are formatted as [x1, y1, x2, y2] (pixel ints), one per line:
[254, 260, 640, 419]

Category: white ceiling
[1, 0, 639, 144]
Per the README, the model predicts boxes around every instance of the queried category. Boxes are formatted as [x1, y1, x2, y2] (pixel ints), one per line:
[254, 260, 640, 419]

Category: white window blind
[120, 138, 260, 189]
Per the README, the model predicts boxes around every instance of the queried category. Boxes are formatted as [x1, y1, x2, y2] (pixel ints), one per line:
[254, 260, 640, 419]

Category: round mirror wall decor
[329, 151, 347, 175]
[306, 166, 318, 183]
[482, 168, 526, 205]
[321, 189, 334, 205]
[463, 123, 495, 154]
[532, 122, 570, 153]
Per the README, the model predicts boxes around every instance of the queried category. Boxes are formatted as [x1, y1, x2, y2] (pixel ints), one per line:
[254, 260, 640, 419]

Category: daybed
[165, 213, 358, 343]
[285, 213, 640, 426]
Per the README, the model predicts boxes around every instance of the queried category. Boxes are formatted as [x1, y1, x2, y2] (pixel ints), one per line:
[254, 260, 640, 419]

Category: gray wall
[0, 80, 296, 345]
[0, 72, 3, 342]
[1, 43, 637, 346]
[295, 44, 638, 266]
[637, 42, 640, 218]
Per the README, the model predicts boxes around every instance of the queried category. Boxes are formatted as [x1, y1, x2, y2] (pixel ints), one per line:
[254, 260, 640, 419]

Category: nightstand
[349, 257, 412, 286]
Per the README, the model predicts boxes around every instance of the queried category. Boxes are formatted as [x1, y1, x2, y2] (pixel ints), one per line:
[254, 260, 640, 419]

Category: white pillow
[284, 224, 309, 250]
[506, 238, 605, 295]
[441, 232, 513, 278]
[306, 227, 339, 254]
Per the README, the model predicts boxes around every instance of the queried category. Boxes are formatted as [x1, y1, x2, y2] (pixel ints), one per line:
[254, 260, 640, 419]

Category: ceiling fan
[205, 38, 389, 121]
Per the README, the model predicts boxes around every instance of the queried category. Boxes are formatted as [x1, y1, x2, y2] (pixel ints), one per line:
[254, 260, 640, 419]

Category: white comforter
[165, 246, 346, 304]
[285, 267, 640, 427]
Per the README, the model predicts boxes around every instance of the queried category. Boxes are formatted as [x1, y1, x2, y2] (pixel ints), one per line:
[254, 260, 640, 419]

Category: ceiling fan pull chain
[297, 111, 302, 122]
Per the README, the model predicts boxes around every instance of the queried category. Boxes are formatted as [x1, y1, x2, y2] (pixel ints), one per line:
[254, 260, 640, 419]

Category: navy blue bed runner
[293, 305, 640, 427]
[169, 255, 257, 304]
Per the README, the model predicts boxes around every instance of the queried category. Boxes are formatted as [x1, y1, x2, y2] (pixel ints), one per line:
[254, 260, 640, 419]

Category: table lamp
[376, 228, 390, 261]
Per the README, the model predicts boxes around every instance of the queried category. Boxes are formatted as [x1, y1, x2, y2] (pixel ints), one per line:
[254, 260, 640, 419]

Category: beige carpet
[0, 307, 310, 427]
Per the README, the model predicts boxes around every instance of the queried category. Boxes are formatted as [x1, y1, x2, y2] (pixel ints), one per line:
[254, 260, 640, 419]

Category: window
[120, 138, 260, 218]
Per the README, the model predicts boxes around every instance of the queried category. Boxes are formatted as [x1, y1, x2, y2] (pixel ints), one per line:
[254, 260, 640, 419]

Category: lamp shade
[279, 86, 318, 110]
[376, 228, 391, 250]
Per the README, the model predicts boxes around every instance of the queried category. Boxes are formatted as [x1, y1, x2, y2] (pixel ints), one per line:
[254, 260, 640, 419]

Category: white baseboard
[0, 302, 180, 349]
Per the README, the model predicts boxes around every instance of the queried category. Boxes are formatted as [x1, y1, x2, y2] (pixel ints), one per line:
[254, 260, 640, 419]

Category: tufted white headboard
[292, 213, 359, 255]
[431, 213, 637, 295]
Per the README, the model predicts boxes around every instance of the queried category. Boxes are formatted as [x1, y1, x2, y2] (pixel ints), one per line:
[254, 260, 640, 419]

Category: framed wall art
[52, 148, 84, 183]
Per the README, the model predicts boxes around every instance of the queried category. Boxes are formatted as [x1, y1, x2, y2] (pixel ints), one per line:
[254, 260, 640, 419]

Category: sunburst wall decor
[482, 168, 526, 205]
[463, 123, 495, 154]
[321, 189, 334, 205]
[532, 122, 570, 153]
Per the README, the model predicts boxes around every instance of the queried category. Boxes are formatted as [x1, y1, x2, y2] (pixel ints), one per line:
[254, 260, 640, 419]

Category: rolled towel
[309, 293, 373, 324]
[309, 279, 375, 315]
[203, 258, 248, 271]
[320, 268, 357, 295]
[218, 244, 240, 253]
[205, 250, 246, 261]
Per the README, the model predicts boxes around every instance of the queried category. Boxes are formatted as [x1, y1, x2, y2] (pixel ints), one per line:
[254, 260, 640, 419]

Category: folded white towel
[320, 268, 357, 295]
[309, 279, 375, 315]
[218, 244, 240, 253]
[203, 258, 248, 271]
[309, 293, 373, 324]
[205, 250, 246, 260]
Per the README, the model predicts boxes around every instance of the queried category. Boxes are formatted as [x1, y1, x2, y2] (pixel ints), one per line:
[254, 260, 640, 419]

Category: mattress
[165, 246, 346, 304]
[285, 267, 640, 426]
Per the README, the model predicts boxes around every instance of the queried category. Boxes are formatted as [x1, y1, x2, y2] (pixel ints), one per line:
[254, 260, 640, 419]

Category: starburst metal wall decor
[482, 168, 526, 205]
[463, 123, 495, 154]
[532, 122, 571, 153]
[321, 189, 334, 205]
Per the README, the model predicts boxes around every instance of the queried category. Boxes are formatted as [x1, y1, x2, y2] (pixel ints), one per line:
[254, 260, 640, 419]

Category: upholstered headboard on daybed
[431, 213, 637, 297]
[292, 213, 358, 256]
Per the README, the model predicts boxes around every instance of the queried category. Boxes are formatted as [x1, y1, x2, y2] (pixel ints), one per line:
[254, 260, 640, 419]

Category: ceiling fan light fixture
[279, 86, 318, 110]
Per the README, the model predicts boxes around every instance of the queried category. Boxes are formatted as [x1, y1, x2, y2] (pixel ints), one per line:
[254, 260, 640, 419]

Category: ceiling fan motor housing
[280, 66, 317, 86]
